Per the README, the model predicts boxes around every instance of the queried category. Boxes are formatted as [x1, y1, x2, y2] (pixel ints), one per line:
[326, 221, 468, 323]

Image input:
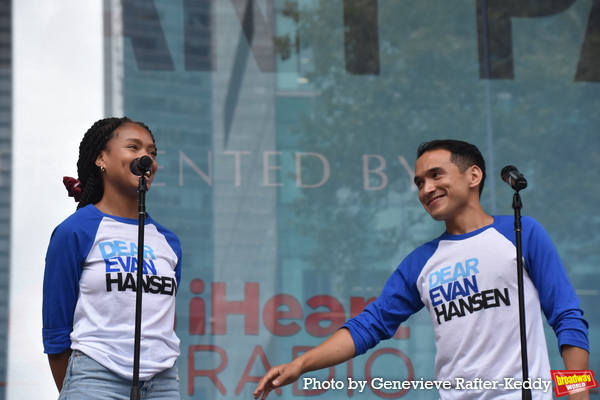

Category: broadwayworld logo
[551, 370, 598, 397]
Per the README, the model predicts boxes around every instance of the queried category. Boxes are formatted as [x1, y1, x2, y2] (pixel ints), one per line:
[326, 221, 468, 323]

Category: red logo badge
[550, 370, 598, 397]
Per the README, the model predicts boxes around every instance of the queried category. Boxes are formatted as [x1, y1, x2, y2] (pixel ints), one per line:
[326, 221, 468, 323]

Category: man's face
[413, 149, 473, 222]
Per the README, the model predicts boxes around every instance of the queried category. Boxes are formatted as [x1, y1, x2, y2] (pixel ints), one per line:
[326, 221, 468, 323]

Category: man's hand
[253, 361, 302, 400]
[253, 329, 356, 399]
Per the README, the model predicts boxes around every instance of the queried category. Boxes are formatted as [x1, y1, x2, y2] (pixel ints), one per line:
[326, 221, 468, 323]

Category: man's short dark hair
[416, 139, 486, 196]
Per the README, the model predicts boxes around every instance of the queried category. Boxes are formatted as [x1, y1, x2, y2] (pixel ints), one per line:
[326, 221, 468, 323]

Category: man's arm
[562, 345, 590, 400]
[48, 348, 72, 392]
[563, 344, 589, 369]
[253, 328, 355, 400]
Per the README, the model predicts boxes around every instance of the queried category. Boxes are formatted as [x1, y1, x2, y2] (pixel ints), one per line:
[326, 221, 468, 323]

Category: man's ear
[469, 165, 483, 189]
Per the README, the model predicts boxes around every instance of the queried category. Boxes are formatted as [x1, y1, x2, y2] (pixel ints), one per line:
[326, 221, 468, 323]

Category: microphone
[130, 156, 153, 176]
[501, 165, 527, 191]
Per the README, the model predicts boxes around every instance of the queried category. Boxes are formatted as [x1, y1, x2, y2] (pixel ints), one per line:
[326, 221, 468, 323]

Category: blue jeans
[59, 350, 180, 400]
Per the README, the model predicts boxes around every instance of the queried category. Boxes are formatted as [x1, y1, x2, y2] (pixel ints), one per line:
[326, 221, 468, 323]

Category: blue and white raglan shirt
[42, 205, 182, 380]
[344, 216, 588, 399]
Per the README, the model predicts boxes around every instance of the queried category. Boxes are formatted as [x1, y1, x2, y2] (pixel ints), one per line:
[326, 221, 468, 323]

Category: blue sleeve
[42, 211, 98, 354]
[343, 243, 434, 356]
[153, 222, 182, 288]
[521, 217, 589, 353]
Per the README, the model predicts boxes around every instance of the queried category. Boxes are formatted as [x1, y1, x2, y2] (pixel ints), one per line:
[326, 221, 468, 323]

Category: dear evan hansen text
[428, 258, 510, 324]
[100, 240, 177, 296]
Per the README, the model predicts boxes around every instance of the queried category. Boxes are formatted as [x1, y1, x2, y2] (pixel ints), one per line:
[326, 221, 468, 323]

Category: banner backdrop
[109, 0, 599, 398]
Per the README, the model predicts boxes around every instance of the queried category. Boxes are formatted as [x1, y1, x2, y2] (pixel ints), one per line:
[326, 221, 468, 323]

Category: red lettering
[193, 279, 411, 341]
[235, 346, 282, 396]
[365, 348, 414, 398]
[292, 346, 335, 396]
[305, 295, 346, 337]
[189, 279, 206, 335]
[188, 345, 228, 396]
[211, 282, 259, 334]
[186, 342, 415, 398]
[263, 294, 303, 336]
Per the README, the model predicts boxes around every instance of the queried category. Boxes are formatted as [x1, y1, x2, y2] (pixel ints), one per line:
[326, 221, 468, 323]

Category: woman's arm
[48, 348, 72, 392]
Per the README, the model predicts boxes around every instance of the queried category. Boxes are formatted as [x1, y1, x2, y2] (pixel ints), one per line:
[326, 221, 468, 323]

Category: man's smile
[426, 194, 446, 206]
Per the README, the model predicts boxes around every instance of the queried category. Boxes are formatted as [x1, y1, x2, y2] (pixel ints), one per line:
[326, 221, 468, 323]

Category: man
[253, 140, 589, 400]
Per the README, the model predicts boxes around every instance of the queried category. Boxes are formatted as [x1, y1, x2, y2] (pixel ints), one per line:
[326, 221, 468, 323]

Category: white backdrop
[9, 1, 103, 398]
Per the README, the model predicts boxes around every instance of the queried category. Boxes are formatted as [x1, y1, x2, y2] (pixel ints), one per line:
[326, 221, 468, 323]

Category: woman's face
[95, 123, 158, 198]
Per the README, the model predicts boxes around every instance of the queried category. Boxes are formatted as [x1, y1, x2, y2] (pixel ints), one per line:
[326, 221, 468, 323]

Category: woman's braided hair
[76, 117, 155, 209]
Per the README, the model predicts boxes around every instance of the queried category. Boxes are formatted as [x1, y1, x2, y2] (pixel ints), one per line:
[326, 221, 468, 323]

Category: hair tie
[63, 176, 82, 202]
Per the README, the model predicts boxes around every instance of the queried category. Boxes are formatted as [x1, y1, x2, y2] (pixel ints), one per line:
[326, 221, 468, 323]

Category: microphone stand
[130, 173, 148, 400]
[510, 190, 531, 400]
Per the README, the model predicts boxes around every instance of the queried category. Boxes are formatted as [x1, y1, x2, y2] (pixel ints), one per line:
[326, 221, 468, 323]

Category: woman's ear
[95, 153, 105, 169]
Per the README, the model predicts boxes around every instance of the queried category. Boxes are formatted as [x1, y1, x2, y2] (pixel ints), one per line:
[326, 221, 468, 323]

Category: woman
[42, 117, 182, 399]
